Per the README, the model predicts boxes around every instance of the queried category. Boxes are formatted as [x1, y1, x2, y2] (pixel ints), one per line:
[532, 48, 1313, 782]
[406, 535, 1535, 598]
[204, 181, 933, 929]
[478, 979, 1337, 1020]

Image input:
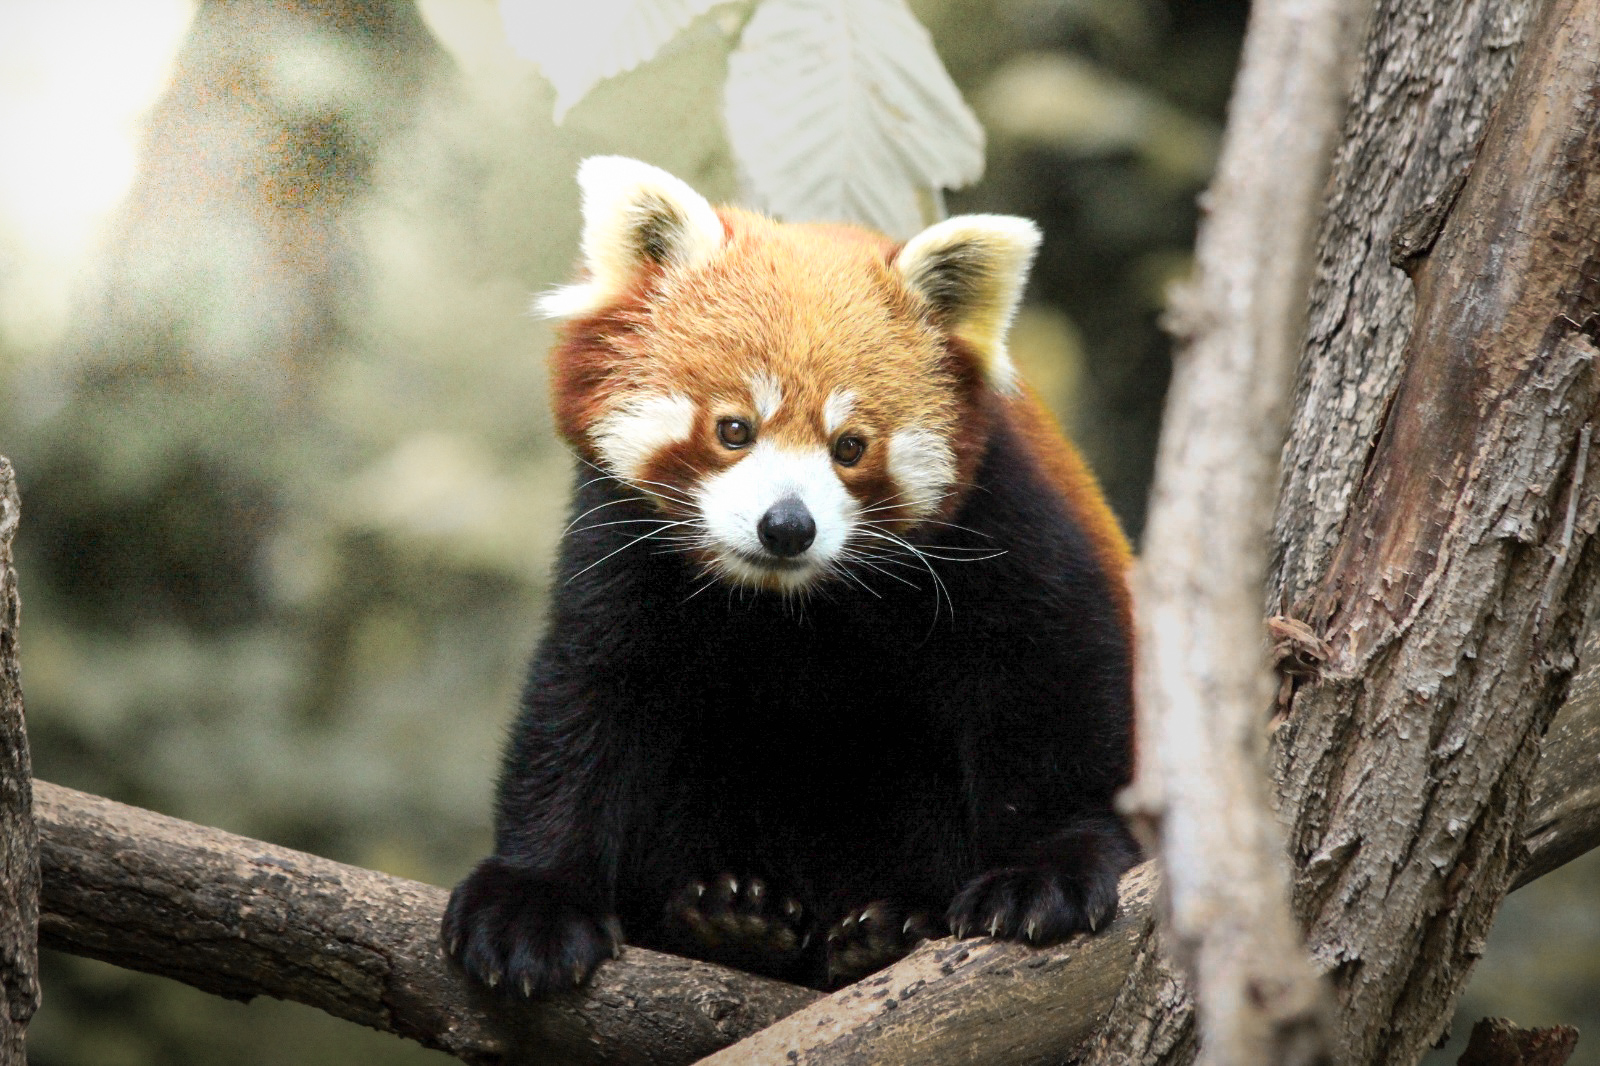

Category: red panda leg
[945, 811, 1138, 943]
[441, 857, 623, 997]
[441, 668, 645, 998]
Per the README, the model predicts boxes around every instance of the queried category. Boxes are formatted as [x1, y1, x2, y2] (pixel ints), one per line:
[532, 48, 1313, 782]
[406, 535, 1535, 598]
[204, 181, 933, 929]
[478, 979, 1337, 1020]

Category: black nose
[757, 496, 816, 558]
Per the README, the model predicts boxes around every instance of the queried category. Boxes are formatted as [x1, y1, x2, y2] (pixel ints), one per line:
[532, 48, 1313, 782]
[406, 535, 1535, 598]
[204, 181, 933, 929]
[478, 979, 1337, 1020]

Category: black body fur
[443, 415, 1138, 994]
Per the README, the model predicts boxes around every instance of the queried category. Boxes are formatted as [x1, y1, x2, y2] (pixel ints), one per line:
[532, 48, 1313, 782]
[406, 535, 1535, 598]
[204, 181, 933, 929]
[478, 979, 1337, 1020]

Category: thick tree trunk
[0, 460, 39, 1064]
[1084, 0, 1600, 1062]
[1277, 0, 1600, 1062]
[1269, 0, 1538, 609]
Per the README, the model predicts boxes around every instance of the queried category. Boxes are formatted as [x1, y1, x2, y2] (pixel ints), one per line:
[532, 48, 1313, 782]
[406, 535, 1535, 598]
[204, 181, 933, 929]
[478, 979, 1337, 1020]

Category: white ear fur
[894, 215, 1041, 394]
[536, 156, 727, 319]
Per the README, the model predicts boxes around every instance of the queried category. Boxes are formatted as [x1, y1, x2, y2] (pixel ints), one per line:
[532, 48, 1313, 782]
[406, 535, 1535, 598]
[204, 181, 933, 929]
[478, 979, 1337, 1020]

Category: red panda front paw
[663, 872, 812, 970]
[441, 857, 621, 998]
[947, 862, 1120, 946]
[825, 900, 945, 987]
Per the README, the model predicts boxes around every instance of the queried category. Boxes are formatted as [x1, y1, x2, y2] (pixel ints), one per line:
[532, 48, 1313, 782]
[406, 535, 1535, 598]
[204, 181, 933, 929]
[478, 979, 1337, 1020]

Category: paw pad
[666, 872, 811, 961]
[825, 900, 943, 986]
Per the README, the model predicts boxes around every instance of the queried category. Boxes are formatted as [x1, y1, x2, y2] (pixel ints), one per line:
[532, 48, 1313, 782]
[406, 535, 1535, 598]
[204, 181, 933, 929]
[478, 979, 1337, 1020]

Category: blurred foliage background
[0, 1, 1592, 1062]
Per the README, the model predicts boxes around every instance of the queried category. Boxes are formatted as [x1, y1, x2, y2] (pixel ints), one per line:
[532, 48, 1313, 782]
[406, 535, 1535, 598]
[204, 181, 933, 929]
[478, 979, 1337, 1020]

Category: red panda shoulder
[1000, 386, 1134, 628]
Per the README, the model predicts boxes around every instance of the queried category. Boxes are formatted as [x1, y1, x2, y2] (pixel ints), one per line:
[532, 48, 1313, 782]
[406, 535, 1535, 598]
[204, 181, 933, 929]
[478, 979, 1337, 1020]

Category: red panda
[442, 157, 1138, 995]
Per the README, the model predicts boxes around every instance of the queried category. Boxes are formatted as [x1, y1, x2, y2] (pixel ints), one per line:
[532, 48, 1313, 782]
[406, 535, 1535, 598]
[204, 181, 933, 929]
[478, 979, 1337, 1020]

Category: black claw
[441, 857, 620, 998]
[663, 871, 813, 976]
[946, 855, 1126, 949]
[823, 900, 944, 988]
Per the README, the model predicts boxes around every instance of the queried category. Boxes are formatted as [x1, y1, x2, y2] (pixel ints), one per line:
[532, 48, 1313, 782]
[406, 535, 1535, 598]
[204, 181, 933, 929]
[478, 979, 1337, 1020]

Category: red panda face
[542, 158, 1039, 593]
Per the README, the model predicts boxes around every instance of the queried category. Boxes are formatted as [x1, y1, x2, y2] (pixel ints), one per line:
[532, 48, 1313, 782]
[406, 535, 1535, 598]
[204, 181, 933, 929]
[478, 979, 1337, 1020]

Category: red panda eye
[717, 418, 754, 448]
[833, 435, 866, 466]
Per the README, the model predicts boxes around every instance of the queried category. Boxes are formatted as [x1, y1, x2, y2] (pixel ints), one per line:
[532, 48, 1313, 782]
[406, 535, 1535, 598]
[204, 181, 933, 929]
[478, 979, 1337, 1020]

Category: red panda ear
[537, 157, 727, 319]
[894, 215, 1041, 394]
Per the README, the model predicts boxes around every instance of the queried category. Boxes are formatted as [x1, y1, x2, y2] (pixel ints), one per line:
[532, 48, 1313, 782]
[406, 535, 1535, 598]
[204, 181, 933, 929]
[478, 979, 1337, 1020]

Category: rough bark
[1068, 0, 1600, 1061]
[1269, 0, 1537, 610]
[1119, 0, 1369, 1059]
[1518, 608, 1600, 888]
[0, 460, 39, 1064]
[34, 781, 817, 1066]
[1273, 0, 1600, 1063]
[1455, 1018, 1579, 1066]
[30, 673, 1600, 1066]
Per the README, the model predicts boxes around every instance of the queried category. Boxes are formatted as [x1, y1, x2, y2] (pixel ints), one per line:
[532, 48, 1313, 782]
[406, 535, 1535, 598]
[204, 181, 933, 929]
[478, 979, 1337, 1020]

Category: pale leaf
[498, 0, 725, 121]
[724, 0, 984, 238]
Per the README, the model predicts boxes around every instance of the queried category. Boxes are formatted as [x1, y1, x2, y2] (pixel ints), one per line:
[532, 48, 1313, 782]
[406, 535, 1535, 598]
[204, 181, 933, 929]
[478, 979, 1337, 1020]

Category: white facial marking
[695, 440, 857, 590]
[749, 372, 784, 421]
[888, 428, 957, 520]
[591, 392, 695, 482]
[823, 388, 856, 435]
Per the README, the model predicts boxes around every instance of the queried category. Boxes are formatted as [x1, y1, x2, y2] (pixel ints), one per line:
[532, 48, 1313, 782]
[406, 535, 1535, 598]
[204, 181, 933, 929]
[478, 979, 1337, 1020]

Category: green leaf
[498, 0, 726, 121]
[724, 0, 984, 238]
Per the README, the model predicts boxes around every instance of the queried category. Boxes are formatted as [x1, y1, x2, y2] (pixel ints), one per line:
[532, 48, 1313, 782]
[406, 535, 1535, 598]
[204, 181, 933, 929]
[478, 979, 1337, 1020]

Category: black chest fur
[445, 420, 1138, 992]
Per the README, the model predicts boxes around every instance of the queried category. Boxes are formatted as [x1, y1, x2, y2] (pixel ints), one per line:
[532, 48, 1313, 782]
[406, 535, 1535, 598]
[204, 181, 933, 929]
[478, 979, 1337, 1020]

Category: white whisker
[562, 496, 642, 534]
[570, 454, 698, 508]
[836, 550, 922, 590]
[567, 517, 682, 537]
[828, 559, 882, 598]
[855, 489, 959, 517]
[565, 519, 701, 583]
[853, 526, 952, 633]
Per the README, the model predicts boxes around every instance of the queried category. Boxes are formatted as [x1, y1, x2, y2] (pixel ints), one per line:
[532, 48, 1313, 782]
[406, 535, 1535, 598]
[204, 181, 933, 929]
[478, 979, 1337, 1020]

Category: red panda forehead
[630, 213, 962, 435]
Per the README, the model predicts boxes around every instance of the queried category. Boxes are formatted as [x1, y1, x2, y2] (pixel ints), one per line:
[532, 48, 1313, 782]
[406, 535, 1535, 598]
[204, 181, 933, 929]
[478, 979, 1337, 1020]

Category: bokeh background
[0, 1, 1592, 1062]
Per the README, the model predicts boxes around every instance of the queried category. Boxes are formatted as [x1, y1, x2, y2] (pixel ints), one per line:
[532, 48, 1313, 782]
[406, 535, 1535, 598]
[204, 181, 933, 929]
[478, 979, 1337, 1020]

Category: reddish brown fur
[442, 192, 1142, 998]
[547, 207, 1124, 559]
[1004, 387, 1134, 623]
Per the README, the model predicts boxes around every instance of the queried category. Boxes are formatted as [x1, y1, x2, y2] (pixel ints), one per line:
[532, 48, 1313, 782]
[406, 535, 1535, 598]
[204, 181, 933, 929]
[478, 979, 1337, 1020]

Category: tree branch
[1455, 1018, 1579, 1066]
[1109, 0, 1371, 1059]
[1518, 613, 1600, 889]
[34, 667, 1600, 1066]
[34, 781, 817, 1066]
